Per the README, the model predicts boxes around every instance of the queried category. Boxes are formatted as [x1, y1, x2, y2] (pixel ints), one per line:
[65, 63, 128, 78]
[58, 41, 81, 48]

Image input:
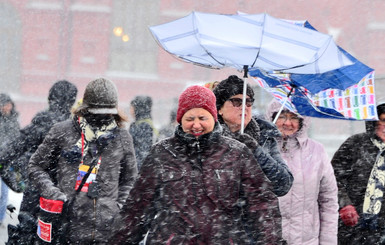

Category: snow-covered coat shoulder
[266, 100, 339, 245]
[112, 123, 284, 244]
[28, 117, 138, 243]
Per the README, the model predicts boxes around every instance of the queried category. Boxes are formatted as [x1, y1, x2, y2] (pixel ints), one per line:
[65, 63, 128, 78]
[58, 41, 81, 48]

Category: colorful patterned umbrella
[248, 18, 377, 121]
[251, 70, 377, 121]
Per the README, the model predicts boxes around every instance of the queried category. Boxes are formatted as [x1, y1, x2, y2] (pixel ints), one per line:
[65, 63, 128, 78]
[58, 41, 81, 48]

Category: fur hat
[48, 80, 78, 112]
[82, 78, 118, 114]
[212, 75, 254, 110]
[176, 85, 217, 123]
[131, 95, 152, 120]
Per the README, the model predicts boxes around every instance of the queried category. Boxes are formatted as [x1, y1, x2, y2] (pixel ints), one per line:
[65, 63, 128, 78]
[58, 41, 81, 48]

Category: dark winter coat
[113, 123, 283, 245]
[28, 117, 138, 243]
[129, 119, 155, 170]
[332, 120, 385, 244]
[0, 81, 77, 245]
[220, 117, 293, 197]
[0, 102, 20, 148]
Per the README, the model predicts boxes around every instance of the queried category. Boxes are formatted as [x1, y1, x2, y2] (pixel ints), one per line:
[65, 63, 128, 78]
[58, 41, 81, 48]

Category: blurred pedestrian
[28, 78, 138, 244]
[266, 99, 338, 244]
[0, 80, 77, 245]
[212, 75, 293, 197]
[0, 93, 20, 226]
[129, 95, 158, 170]
[112, 85, 283, 244]
[332, 103, 385, 244]
[157, 107, 177, 141]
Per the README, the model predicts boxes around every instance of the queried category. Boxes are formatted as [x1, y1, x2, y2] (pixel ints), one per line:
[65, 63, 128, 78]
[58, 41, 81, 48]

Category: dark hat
[48, 80, 78, 111]
[176, 85, 217, 123]
[212, 75, 254, 110]
[83, 78, 118, 114]
[131, 96, 153, 120]
[0, 93, 12, 107]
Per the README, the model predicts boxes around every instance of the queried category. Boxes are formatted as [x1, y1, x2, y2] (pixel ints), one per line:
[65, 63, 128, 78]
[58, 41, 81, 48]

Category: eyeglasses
[227, 98, 254, 107]
[277, 114, 300, 123]
[378, 119, 385, 126]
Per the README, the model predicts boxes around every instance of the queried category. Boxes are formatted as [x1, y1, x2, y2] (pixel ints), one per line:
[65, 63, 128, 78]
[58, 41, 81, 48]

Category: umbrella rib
[160, 30, 198, 43]
[264, 32, 320, 51]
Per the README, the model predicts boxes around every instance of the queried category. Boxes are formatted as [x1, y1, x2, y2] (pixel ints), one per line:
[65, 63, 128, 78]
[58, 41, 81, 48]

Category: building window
[109, 0, 160, 74]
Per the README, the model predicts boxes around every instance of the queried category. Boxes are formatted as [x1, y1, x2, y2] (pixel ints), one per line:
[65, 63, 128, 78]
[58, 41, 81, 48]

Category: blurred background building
[1, 0, 385, 156]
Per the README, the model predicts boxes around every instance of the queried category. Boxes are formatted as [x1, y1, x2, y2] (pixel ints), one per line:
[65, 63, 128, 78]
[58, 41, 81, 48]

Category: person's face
[376, 113, 385, 142]
[218, 94, 253, 132]
[275, 112, 301, 137]
[181, 108, 215, 138]
[1, 102, 12, 116]
[84, 112, 115, 128]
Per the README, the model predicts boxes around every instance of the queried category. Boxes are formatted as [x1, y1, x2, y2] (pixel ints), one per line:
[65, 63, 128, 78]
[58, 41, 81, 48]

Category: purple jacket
[266, 100, 338, 245]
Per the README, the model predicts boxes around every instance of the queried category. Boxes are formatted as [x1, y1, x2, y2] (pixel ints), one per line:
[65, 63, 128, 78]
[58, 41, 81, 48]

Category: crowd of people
[0, 75, 383, 244]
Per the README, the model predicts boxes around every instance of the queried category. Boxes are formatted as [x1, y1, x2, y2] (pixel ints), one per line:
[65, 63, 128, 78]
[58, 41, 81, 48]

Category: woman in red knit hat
[112, 85, 284, 244]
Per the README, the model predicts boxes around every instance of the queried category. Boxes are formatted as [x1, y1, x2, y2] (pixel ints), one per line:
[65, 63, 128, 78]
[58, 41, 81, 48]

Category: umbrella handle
[272, 87, 295, 124]
[241, 66, 249, 134]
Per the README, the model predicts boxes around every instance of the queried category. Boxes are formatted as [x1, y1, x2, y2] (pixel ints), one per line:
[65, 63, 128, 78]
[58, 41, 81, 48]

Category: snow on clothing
[112, 124, 284, 244]
[266, 101, 339, 245]
[28, 116, 138, 243]
[0, 94, 20, 223]
[332, 119, 385, 244]
[220, 116, 293, 197]
[0, 81, 77, 245]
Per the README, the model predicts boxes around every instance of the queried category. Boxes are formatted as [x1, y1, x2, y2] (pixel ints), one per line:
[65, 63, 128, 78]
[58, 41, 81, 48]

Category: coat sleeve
[117, 132, 138, 206]
[254, 136, 293, 196]
[318, 148, 339, 244]
[241, 149, 283, 244]
[331, 135, 358, 208]
[28, 124, 67, 201]
[112, 152, 159, 244]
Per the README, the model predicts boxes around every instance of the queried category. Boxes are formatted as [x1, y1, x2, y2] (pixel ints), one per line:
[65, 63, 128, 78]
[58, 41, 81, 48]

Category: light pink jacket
[266, 100, 338, 245]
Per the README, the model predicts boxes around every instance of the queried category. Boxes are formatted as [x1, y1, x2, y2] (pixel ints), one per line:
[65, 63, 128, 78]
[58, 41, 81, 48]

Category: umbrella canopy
[149, 11, 353, 74]
[149, 11, 356, 132]
[251, 70, 378, 121]
[248, 18, 377, 121]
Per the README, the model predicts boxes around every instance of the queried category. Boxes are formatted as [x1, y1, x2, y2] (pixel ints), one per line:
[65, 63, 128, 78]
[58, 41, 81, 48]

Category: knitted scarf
[77, 116, 117, 158]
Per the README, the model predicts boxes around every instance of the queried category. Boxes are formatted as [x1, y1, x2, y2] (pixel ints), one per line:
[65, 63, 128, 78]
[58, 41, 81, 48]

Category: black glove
[233, 132, 259, 150]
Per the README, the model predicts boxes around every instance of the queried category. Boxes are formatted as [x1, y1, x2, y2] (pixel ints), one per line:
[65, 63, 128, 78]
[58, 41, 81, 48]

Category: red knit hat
[176, 85, 218, 123]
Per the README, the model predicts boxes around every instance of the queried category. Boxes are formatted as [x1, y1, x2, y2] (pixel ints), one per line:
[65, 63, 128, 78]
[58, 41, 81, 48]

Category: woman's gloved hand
[232, 132, 259, 150]
[339, 205, 359, 226]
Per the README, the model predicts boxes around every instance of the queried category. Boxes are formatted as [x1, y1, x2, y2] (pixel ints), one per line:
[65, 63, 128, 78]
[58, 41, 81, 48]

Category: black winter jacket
[113, 123, 283, 244]
[221, 117, 293, 197]
[332, 120, 385, 244]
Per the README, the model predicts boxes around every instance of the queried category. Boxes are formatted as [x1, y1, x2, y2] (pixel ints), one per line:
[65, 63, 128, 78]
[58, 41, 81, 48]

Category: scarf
[362, 138, 385, 229]
[77, 116, 117, 159]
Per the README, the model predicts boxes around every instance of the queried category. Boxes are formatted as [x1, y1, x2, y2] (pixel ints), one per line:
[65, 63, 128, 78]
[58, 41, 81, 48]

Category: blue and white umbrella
[246, 17, 376, 121]
[149, 11, 354, 132]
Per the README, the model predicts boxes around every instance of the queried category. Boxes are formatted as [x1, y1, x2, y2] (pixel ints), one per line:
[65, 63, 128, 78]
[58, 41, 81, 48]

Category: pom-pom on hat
[176, 85, 218, 123]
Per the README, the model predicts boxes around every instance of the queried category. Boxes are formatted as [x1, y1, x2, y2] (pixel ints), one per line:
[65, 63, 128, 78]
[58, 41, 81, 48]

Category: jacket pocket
[213, 169, 237, 202]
